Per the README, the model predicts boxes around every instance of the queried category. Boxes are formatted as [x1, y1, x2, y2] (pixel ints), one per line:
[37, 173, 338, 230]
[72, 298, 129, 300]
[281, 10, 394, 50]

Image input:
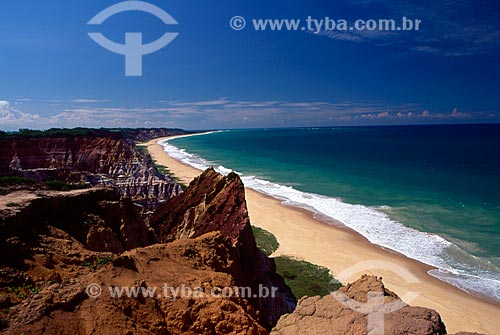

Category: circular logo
[86, 283, 102, 298]
[230, 16, 246, 31]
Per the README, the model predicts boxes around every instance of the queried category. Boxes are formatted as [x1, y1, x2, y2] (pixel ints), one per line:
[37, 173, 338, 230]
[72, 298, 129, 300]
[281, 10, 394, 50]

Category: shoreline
[144, 136, 500, 334]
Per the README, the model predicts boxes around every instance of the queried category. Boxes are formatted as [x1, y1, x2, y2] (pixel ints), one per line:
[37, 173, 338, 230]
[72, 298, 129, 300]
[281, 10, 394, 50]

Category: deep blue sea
[160, 125, 500, 302]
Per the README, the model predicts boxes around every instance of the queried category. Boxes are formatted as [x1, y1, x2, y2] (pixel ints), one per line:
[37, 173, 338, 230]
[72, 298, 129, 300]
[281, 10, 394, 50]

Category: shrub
[252, 225, 341, 298]
[45, 181, 90, 191]
[252, 226, 279, 256]
[274, 256, 341, 298]
[0, 176, 36, 187]
[82, 255, 114, 271]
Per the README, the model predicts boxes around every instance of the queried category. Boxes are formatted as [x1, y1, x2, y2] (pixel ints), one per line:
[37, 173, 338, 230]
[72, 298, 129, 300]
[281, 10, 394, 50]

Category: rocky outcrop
[0, 143, 487, 335]
[152, 168, 251, 244]
[2, 231, 268, 335]
[0, 170, 295, 333]
[119, 128, 191, 142]
[0, 133, 183, 209]
[271, 275, 482, 335]
[152, 168, 297, 329]
[0, 188, 155, 262]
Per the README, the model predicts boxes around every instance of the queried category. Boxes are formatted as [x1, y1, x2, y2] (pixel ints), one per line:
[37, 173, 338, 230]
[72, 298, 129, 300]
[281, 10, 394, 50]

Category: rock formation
[0, 129, 491, 334]
[0, 169, 295, 334]
[3, 231, 270, 335]
[0, 131, 183, 209]
[119, 128, 191, 142]
[151, 168, 297, 329]
[271, 275, 484, 335]
[0, 188, 155, 263]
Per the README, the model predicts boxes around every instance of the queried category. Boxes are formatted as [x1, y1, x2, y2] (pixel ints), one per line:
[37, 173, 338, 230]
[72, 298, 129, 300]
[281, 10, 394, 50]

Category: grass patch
[252, 225, 341, 298]
[44, 181, 90, 191]
[275, 256, 341, 298]
[137, 145, 187, 190]
[5, 203, 20, 208]
[137, 145, 149, 155]
[0, 176, 36, 187]
[152, 160, 187, 190]
[252, 226, 279, 256]
[156, 165, 170, 175]
[6, 284, 40, 300]
[82, 255, 114, 271]
[137, 144, 188, 190]
[137, 145, 187, 191]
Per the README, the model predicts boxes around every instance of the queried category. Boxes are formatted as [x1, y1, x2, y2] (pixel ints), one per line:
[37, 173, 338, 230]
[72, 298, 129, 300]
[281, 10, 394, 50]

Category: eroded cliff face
[0, 164, 486, 335]
[0, 169, 295, 334]
[0, 134, 182, 208]
[151, 168, 297, 329]
[0, 188, 155, 268]
[3, 231, 269, 335]
[120, 128, 191, 142]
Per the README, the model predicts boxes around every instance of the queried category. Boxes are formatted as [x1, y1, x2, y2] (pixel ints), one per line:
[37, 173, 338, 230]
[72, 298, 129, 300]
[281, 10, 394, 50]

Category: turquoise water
[162, 125, 500, 301]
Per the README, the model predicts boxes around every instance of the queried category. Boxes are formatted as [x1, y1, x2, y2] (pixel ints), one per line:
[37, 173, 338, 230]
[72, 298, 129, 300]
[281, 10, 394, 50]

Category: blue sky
[1, 0, 500, 130]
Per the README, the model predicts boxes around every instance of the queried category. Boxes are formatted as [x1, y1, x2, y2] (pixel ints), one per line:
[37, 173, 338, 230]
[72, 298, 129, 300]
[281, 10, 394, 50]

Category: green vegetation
[0, 176, 90, 193]
[82, 255, 115, 271]
[152, 159, 188, 190]
[136, 145, 149, 155]
[252, 226, 279, 256]
[156, 165, 170, 175]
[275, 256, 341, 298]
[252, 225, 341, 298]
[5, 203, 20, 208]
[6, 284, 40, 300]
[44, 181, 90, 191]
[0, 128, 118, 140]
[0, 176, 36, 187]
[0, 127, 188, 141]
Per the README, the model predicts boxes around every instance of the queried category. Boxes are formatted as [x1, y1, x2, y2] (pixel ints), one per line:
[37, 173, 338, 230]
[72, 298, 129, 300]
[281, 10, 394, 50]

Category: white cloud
[71, 99, 111, 103]
[317, 0, 500, 56]
[450, 107, 468, 118]
[0, 98, 495, 131]
[0, 100, 175, 130]
[0, 100, 42, 127]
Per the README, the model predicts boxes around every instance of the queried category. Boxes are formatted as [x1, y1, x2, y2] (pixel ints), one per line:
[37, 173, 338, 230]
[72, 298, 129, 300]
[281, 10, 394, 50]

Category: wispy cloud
[71, 99, 111, 103]
[317, 0, 500, 56]
[62, 99, 498, 127]
[0, 98, 497, 131]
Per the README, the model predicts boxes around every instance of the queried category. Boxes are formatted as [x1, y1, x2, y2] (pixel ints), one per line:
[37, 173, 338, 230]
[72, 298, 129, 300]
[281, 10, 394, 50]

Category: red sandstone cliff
[0, 135, 489, 335]
[151, 168, 297, 329]
[0, 133, 182, 208]
[0, 169, 295, 333]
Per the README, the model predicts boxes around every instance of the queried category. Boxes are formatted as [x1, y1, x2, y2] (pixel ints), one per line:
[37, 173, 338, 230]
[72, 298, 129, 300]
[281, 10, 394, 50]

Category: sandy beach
[144, 137, 500, 335]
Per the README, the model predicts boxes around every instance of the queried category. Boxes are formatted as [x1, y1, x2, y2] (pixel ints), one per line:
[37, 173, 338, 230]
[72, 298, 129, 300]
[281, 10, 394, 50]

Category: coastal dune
[145, 137, 500, 335]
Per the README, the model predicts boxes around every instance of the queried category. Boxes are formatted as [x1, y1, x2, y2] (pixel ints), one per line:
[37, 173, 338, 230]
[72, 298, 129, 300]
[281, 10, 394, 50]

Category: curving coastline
[145, 136, 500, 335]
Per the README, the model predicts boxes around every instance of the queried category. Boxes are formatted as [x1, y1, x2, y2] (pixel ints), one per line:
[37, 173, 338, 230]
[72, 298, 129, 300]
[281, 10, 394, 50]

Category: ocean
[159, 125, 500, 302]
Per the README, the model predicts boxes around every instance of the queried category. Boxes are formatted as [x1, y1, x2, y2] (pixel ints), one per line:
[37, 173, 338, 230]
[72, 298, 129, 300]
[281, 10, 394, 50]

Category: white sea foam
[158, 137, 500, 302]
